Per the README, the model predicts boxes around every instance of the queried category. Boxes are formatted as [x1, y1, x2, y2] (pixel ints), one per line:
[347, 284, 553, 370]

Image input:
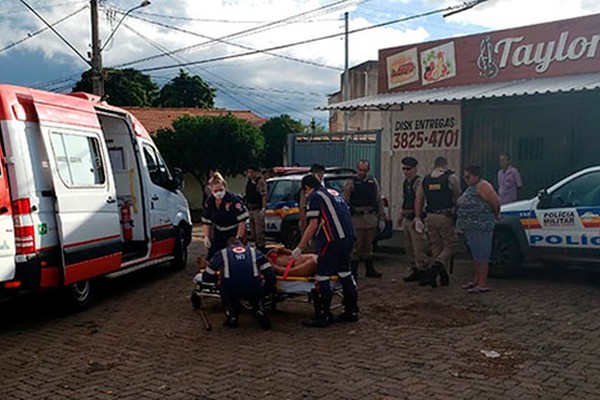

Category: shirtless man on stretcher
[267, 248, 317, 276]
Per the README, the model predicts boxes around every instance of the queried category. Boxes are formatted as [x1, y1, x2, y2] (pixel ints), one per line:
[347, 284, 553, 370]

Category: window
[50, 132, 105, 186]
[547, 171, 600, 208]
[269, 180, 302, 204]
[143, 144, 171, 188]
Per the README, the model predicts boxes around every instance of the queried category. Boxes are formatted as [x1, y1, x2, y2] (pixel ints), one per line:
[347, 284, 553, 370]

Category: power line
[0, 5, 88, 55]
[134, 10, 340, 24]
[111, 0, 357, 68]
[139, 0, 489, 73]
[0, 0, 86, 15]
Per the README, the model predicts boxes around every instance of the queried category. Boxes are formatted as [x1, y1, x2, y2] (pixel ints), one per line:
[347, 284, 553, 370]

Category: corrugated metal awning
[319, 72, 600, 111]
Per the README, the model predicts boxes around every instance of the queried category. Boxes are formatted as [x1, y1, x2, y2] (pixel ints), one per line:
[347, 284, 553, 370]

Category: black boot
[223, 315, 239, 328]
[365, 259, 382, 278]
[420, 263, 442, 288]
[253, 303, 272, 329]
[303, 291, 333, 328]
[403, 269, 423, 283]
[350, 261, 359, 281]
[336, 281, 359, 323]
[439, 267, 450, 286]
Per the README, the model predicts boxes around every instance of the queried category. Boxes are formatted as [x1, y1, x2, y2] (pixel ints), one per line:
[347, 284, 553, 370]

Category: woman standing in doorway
[456, 165, 500, 293]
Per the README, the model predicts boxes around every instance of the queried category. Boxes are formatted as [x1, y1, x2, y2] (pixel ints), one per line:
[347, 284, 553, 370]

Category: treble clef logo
[477, 35, 499, 78]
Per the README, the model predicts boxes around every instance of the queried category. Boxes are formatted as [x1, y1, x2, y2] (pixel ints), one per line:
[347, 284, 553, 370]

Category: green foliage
[157, 69, 216, 108]
[261, 114, 305, 167]
[72, 68, 158, 106]
[154, 114, 264, 183]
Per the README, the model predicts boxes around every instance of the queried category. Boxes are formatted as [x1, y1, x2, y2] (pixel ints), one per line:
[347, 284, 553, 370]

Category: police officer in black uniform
[202, 178, 249, 260]
[398, 157, 430, 283]
[343, 160, 385, 278]
[201, 238, 276, 329]
[415, 156, 461, 287]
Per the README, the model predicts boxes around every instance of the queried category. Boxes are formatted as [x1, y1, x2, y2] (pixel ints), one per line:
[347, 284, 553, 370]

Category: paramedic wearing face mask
[201, 177, 249, 260]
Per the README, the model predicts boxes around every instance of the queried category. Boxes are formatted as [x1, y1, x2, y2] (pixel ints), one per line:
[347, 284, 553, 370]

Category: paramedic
[201, 238, 276, 328]
[245, 166, 268, 252]
[292, 174, 358, 328]
[299, 163, 326, 231]
[342, 159, 385, 279]
[202, 178, 249, 260]
[415, 156, 461, 287]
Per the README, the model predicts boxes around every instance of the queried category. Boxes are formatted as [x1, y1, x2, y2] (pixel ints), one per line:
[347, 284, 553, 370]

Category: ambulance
[0, 85, 192, 310]
[491, 166, 600, 277]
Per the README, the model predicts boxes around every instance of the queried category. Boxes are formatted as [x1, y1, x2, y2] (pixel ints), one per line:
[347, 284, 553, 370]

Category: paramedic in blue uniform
[292, 174, 358, 328]
[202, 177, 249, 260]
[201, 238, 276, 329]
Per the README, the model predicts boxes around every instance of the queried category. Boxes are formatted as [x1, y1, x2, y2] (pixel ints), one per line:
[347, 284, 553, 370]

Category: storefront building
[325, 13, 600, 225]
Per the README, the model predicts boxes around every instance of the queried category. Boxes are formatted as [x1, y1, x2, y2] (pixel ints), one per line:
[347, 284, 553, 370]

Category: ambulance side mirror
[171, 168, 184, 191]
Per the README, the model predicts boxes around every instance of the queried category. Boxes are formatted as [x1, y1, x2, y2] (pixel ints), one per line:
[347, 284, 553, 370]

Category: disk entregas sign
[379, 13, 600, 93]
[391, 105, 460, 152]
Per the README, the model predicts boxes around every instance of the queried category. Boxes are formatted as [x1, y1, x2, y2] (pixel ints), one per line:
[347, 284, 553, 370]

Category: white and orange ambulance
[0, 85, 191, 310]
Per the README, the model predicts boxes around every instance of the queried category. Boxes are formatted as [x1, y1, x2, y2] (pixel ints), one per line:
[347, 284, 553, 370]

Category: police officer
[245, 166, 268, 252]
[397, 157, 430, 283]
[201, 238, 276, 329]
[415, 156, 461, 287]
[292, 174, 358, 328]
[202, 178, 249, 260]
[343, 160, 385, 278]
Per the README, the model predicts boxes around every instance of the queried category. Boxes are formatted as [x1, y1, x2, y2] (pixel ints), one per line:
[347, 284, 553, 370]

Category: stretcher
[190, 273, 342, 331]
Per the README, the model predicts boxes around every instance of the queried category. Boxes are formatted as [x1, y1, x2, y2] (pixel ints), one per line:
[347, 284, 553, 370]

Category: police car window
[50, 132, 105, 187]
[269, 180, 301, 204]
[548, 171, 600, 208]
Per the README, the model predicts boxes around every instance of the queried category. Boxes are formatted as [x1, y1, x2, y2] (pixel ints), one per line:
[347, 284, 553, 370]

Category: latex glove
[203, 236, 211, 249]
[291, 247, 302, 261]
[414, 218, 425, 234]
[378, 219, 386, 232]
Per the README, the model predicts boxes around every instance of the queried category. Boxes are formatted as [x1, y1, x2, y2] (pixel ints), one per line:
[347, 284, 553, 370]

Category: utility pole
[90, 0, 104, 96]
[343, 12, 349, 132]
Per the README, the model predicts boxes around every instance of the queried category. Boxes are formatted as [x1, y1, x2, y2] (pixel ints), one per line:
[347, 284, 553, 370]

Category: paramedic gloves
[414, 218, 425, 234]
[378, 219, 386, 232]
[203, 236, 211, 249]
[291, 247, 302, 261]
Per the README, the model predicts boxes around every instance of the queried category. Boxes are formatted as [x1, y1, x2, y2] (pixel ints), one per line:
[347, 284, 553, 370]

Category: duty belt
[427, 208, 454, 216]
[352, 209, 377, 216]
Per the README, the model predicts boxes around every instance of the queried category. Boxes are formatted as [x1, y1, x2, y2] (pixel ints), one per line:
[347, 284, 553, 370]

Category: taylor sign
[479, 31, 600, 78]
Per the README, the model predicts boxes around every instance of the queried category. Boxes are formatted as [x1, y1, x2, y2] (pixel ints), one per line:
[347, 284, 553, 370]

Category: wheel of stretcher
[191, 289, 202, 309]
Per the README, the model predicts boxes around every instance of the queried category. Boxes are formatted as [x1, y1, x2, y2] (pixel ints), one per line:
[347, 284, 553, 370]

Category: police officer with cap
[415, 156, 461, 287]
[343, 159, 385, 278]
[292, 174, 358, 328]
[201, 238, 276, 329]
[397, 156, 430, 283]
[202, 178, 249, 261]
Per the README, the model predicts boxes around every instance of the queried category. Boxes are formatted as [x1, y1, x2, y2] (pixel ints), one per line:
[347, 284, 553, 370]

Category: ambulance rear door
[0, 142, 15, 283]
[33, 96, 122, 285]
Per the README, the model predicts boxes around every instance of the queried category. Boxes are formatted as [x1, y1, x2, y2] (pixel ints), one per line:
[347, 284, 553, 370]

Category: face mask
[213, 190, 226, 199]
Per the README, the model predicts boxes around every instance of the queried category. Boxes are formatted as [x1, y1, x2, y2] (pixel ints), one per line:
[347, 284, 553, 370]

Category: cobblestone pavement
[1, 232, 600, 400]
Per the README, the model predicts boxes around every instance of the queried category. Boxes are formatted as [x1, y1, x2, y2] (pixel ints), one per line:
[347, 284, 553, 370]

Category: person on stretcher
[267, 248, 317, 276]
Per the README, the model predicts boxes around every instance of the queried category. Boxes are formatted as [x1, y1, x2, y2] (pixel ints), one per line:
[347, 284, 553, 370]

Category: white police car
[490, 166, 600, 277]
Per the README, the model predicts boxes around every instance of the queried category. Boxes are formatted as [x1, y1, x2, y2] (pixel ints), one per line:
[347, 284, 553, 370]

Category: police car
[490, 166, 600, 277]
[261, 168, 393, 248]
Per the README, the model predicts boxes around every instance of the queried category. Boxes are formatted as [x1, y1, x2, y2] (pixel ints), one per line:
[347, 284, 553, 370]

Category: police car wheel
[281, 223, 301, 249]
[490, 229, 522, 279]
[171, 226, 188, 270]
[62, 279, 93, 313]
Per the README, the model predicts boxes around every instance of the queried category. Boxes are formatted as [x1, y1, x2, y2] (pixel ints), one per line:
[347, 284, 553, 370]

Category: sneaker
[467, 286, 491, 294]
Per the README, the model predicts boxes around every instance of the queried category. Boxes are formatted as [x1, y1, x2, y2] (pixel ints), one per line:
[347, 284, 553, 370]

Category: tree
[72, 68, 159, 106]
[261, 114, 305, 167]
[157, 69, 216, 108]
[154, 114, 264, 184]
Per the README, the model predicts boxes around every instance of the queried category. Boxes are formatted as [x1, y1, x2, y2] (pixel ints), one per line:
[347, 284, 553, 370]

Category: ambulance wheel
[281, 223, 301, 249]
[171, 226, 188, 270]
[62, 279, 93, 312]
[490, 229, 522, 279]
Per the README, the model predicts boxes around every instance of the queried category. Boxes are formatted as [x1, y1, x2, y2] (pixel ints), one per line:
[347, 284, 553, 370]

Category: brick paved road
[1, 233, 600, 400]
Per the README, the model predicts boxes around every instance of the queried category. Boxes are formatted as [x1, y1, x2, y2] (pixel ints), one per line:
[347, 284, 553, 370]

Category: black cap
[401, 156, 418, 167]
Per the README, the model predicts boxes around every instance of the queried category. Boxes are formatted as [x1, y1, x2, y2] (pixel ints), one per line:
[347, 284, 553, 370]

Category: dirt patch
[368, 301, 483, 328]
[452, 337, 529, 378]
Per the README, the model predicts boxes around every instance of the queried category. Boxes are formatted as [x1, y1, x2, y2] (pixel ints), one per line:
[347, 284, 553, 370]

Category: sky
[1, 0, 599, 127]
